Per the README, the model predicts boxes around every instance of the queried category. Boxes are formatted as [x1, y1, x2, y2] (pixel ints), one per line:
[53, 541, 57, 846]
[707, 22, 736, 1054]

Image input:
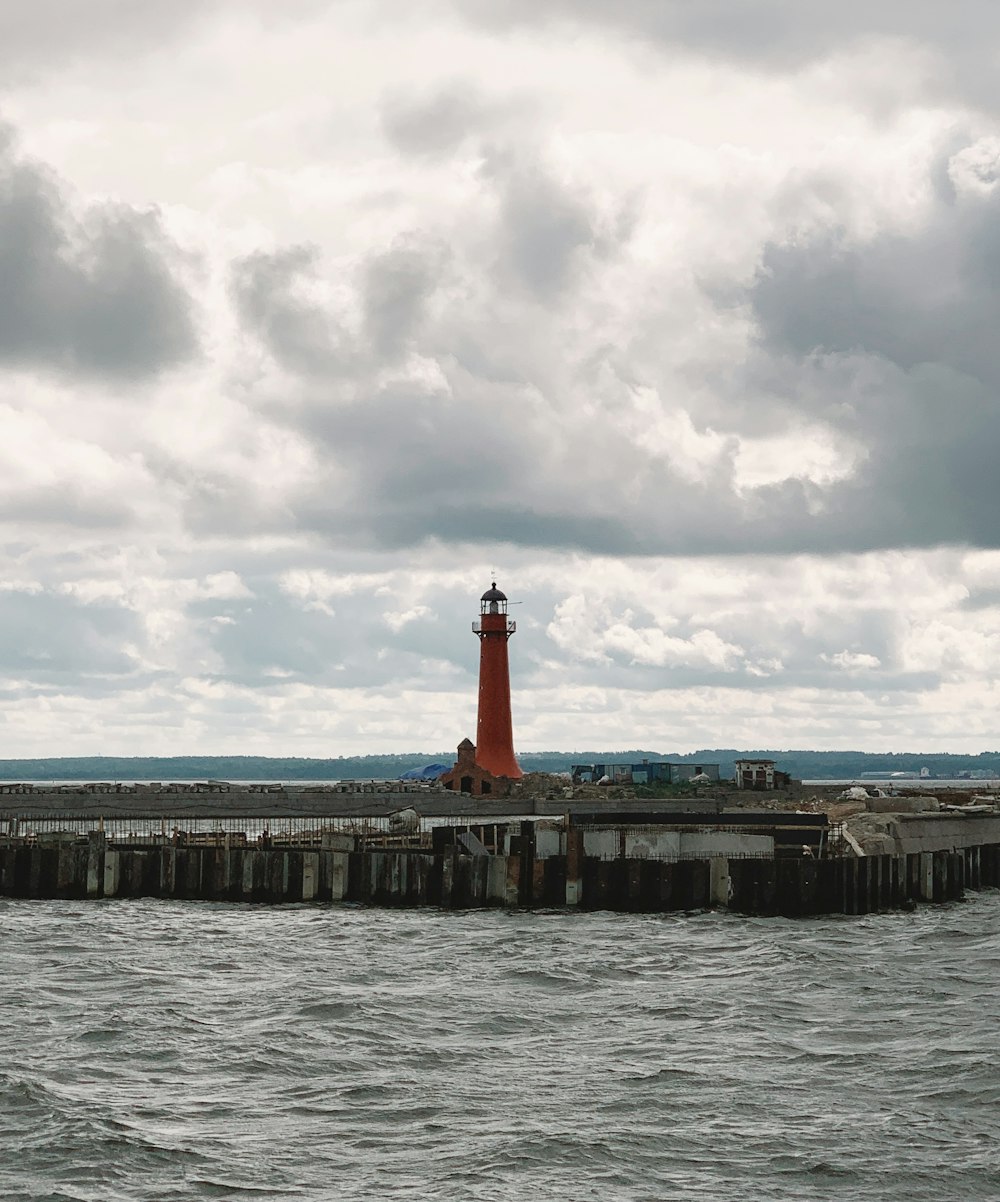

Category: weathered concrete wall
[533, 824, 562, 860]
[890, 814, 1000, 854]
[867, 797, 938, 814]
[626, 830, 681, 859]
[678, 832, 774, 859]
[582, 829, 621, 859]
[580, 829, 774, 861]
[848, 812, 1000, 856]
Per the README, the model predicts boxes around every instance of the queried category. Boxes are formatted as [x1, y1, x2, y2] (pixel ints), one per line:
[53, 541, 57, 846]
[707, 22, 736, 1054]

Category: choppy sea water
[2, 896, 998, 1202]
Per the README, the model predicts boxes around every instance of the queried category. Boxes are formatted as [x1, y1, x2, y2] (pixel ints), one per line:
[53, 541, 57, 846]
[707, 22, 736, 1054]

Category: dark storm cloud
[231, 236, 445, 371]
[489, 156, 595, 299]
[12, 0, 997, 97]
[452, 1, 1000, 78]
[362, 238, 446, 359]
[752, 192, 1000, 387]
[282, 362, 778, 557]
[380, 81, 515, 159]
[296, 492, 640, 557]
[961, 586, 1000, 611]
[286, 375, 536, 548]
[228, 88, 1000, 562]
[388, 506, 637, 556]
[747, 148, 1000, 551]
[0, 130, 197, 378]
[380, 83, 610, 301]
[231, 246, 341, 374]
[227, 228, 791, 558]
[0, 0, 330, 72]
[0, 0, 207, 69]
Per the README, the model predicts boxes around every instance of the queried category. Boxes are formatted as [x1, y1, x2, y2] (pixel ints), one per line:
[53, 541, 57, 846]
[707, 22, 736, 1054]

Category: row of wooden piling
[728, 845, 998, 915]
[1, 832, 998, 914]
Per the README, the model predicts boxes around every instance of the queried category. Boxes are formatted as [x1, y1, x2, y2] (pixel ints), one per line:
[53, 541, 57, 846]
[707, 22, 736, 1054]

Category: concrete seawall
[0, 785, 727, 819]
[848, 811, 1000, 857]
[2, 823, 998, 915]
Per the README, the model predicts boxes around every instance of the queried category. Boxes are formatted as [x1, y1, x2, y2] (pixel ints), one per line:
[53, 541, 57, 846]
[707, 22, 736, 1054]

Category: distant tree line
[2, 750, 1000, 781]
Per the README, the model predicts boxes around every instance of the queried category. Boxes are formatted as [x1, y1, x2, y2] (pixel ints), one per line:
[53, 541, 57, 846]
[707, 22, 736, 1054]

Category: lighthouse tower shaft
[473, 587, 523, 779]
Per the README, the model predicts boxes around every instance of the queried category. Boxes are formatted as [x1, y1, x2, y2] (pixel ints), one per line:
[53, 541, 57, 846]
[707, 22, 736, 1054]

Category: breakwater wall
[2, 823, 999, 915]
[0, 784, 726, 819]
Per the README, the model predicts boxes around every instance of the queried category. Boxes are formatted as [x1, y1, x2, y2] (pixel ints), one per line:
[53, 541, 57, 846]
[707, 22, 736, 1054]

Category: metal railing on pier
[0, 812, 522, 850]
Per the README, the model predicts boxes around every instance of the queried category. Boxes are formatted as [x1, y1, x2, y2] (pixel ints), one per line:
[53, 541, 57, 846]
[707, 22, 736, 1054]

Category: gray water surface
[2, 896, 998, 1201]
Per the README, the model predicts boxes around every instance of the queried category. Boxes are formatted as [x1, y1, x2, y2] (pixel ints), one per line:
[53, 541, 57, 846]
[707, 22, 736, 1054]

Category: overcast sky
[3, 1, 1000, 757]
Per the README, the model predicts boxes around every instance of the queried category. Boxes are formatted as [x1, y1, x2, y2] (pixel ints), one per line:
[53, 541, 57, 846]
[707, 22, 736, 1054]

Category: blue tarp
[398, 763, 449, 781]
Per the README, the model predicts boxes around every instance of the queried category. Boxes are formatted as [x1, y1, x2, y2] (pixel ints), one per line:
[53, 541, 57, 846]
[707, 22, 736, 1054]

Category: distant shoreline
[3, 750, 1000, 784]
[802, 779, 1000, 789]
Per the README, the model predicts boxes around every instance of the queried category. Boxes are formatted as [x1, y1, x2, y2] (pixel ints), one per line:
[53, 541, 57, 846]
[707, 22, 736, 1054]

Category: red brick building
[440, 738, 512, 798]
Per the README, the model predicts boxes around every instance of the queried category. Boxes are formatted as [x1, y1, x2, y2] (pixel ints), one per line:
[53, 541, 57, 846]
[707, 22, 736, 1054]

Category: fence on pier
[0, 812, 527, 852]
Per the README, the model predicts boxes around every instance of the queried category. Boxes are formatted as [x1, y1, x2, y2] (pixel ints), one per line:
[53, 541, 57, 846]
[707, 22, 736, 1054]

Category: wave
[2, 897, 1000, 1201]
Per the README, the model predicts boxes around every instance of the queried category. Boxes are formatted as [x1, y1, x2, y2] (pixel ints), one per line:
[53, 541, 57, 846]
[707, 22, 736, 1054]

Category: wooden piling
[86, 833, 105, 898]
[777, 858, 801, 917]
[486, 855, 507, 906]
[565, 828, 584, 907]
[56, 844, 78, 896]
[658, 860, 676, 911]
[518, 822, 536, 907]
[0, 845, 15, 895]
[709, 858, 730, 909]
[103, 850, 120, 898]
[302, 852, 319, 902]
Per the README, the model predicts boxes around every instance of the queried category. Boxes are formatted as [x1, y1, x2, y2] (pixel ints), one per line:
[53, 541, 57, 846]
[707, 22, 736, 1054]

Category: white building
[734, 759, 777, 790]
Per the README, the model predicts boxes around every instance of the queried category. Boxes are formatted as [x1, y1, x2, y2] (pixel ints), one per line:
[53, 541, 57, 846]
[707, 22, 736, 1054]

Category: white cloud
[822, 650, 882, 671]
[384, 605, 432, 633]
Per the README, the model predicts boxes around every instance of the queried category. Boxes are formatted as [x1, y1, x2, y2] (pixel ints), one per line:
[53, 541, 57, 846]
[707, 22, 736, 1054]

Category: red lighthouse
[473, 583, 523, 779]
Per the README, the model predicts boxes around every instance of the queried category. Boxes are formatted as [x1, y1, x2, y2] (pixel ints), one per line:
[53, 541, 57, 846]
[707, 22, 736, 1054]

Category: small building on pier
[571, 760, 720, 786]
[440, 739, 513, 798]
[734, 759, 792, 790]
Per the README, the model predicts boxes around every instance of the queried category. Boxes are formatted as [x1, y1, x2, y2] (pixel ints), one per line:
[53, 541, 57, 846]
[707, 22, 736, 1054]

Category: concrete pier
[1, 817, 998, 915]
[0, 783, 728, 820]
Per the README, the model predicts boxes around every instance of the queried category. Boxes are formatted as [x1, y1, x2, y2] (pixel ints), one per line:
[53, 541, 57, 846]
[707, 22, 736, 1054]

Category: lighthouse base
[440, 738, 516, 799]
